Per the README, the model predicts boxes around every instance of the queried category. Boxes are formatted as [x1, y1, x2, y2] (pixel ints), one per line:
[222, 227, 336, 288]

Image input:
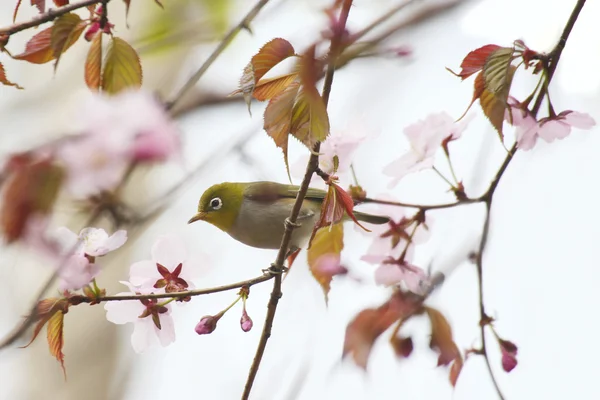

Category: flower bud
[240, 309, 253, 332]
[195, 314, 221, 335]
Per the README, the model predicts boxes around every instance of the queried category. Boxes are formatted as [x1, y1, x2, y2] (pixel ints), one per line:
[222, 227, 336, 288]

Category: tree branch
[474, 1, 587, 397]
[241, 1, 353, 399]
[166, 0, 271, 112]
[0, 0, 106, 36]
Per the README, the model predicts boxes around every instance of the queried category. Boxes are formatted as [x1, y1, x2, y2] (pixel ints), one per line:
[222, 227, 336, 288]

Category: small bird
[188, 181, 389, 250]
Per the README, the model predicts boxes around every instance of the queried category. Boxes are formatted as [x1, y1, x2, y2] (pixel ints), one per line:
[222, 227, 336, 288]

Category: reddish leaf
[53, 0, 69, 5]
[13, 26, 55, 64]
[307, 224, 344, 303]
[21, 298, 68, 348]
[50, 13, 86, 70]
[235, 38, 296, 112]
[101, 36, 142, 94]
[0, 62, 23, 89]
[253, 73, 298, 101]
[32, 0, 46, 13]
[13, 0, 23, 22]
[84, 32, 102, 90]
[448, 44, 501, 80]
[289, 85, 330, 148]
[0, 154, 64, 242]
[123, 0, 131, 16]
[264, 81, 300, 176]
[344, 292, 422, 369]
[424, 306, 463, 386]
[390, 334, 414, 358]
[46, 310, 66, 377]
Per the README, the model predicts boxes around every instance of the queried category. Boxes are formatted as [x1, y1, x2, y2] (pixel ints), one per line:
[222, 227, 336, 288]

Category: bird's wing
[243, 181, 327, 202]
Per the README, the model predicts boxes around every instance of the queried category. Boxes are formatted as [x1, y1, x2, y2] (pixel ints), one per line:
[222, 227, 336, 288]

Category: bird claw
[284, 218, 302, 230]
[263, 263, 288, 275]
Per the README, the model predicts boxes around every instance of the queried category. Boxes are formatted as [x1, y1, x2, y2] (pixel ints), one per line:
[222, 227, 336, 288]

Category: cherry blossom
[374, 261, 429, 295]
[506, 97, 596, 150]
[383, 112, 470, 188]
[128, 234, 201, 294]
[58, 90, 180, 198]
[50, 227, 126, 290]
[291, 127, 368, 182]
[498, 339, 518, 372]
[104, 281, 175, 353]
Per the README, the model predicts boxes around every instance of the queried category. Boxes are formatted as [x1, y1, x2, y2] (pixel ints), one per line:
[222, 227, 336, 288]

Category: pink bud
[240, 309, 253, 332]
[84, 22, 100, 42]
[499, 339, 518, 372]
[195, 314, 220, 335]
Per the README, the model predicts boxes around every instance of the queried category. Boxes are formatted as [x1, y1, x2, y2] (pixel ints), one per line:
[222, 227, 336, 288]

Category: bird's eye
[209, 197, 223, 210]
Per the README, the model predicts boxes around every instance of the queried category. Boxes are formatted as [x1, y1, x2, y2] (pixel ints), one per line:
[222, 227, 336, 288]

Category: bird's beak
[188, 212, 207, 224]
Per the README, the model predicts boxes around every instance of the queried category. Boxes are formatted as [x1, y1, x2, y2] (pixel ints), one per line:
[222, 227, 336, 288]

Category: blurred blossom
[59, 255, 100, 290]
[374, 261, 428, 295]
[129, 234, 201, 293]
[292, 127, 368, 183]
[105, 281, 175, 353]
[55, 226, 127, 257]
[58, 90, 180, 198]
[383, 112, 470, 188]
[506, 97, 595, 150]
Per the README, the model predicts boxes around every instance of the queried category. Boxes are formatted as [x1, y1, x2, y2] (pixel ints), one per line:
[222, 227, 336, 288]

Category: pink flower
[51, 227, 126, 290]
[58, 255, 101, 290]
[383, 112, 470, 188]
[506, 97, 596, 150]
[374, 261, 429, 295]
[104, 281, 175, 353]
[360, 198, 431, 265]
[498, 339, 518, 372]
[58, 91, 180, 198]
[312, 253, 348, 278]
[128, 234, 200, 294]
[55, 227, 127, 257]
[291, 127, 367, 182]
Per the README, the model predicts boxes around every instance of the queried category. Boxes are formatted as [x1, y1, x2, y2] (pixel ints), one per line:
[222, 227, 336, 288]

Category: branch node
[284, 217, 301, 230]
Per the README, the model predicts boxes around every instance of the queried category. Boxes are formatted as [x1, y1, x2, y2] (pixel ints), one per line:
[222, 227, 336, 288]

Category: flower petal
[151, 234, 187, 269]
[562, 111, 596, 129]
[104, 295, 144, 324]
[154, 313, 176, 347]
[131, 317, 155, 353]
[104, 230, 128, 252]
[129, 260, 160, 287]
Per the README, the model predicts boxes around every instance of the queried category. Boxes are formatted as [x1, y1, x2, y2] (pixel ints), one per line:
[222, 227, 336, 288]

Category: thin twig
[241, 2, 353, 399]
[166, 0, 271, 112]
[0, 0, 106, 36]
[474, 1, 587, 397]
[361, 197, 478, 210]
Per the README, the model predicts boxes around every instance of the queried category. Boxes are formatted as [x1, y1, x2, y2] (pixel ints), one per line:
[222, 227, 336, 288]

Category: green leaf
[290, 85, 330, 148]
[84, 32, 102, 90]
[482, 47, 515, 94]
[102, 36, 143, 94]
[307, 224, 343, 303]
[50, 13, 85, 71]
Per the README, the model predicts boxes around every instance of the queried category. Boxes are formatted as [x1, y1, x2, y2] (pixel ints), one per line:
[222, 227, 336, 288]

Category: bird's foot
[263, 263, 288, 275]
[284, 218, 302, 230]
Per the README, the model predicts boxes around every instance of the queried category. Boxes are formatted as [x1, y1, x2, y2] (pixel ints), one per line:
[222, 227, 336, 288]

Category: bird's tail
[354, 211, 390, 225]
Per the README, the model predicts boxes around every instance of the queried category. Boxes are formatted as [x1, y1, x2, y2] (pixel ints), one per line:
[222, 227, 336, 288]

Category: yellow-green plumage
[189, 181, 389, 250]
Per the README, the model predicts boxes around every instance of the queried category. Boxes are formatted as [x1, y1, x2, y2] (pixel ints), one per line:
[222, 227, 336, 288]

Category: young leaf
[46, 310, 66, 378]
[13, 0, 23, 22]
[53, 0, 69, 5]
[307, 224, 344, 303]
[51, 13, 86, 71]
[478, 65, 516, 140]
[343, 292, 422, 369]
[84, 32, 102, 90]
[448, 44, 501, 80]
[32, 0, 46, 13]
[13, 26, 55, 64]
[21, 297, 69, 348]
[482, 47, 515, 94]
[102, 36, 143, 94]
[0, 154, 64, 242]
[424, 307, 463, 386]
[263, 81, 300, 175]
[253, 73, 298, 101]
[123, 0, 131, 16]
[234, 38, 296, 112]
[390, 334, 414, 358]
[0, 62, 23, 89]
[290, 85, 330, 148]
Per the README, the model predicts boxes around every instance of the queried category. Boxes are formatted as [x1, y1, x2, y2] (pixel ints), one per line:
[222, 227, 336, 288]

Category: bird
[187, 181, 389, 250]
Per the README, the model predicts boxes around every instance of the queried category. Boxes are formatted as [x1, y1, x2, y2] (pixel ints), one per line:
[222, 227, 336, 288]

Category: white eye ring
[209, 197, 223, 210]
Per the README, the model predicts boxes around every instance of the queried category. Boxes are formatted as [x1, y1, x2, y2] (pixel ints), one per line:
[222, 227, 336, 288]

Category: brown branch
[474, 1, 587, 397]
[166, 0, 271, 112]
[241, 2, 353, 399]
[361, 197, 478, 211]
[0, 0, 106, 36]
[89, 273, 273, 302]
